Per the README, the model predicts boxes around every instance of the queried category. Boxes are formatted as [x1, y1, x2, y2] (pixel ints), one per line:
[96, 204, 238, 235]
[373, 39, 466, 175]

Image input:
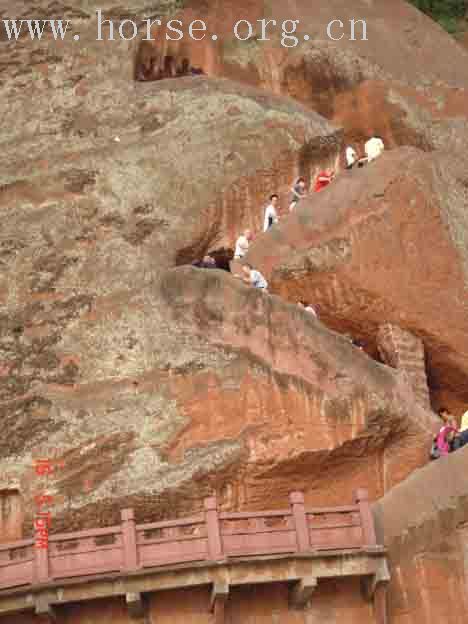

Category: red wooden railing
[0, 490, 378, 591]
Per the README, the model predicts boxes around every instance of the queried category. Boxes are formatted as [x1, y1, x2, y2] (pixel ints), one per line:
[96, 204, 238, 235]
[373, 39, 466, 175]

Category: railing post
[121, 509, 139, 571]
[204, 496, 223, 561]
[34, 544, 50, 584]
[290, 492, 310, 552]
[354, 489, 377, 547]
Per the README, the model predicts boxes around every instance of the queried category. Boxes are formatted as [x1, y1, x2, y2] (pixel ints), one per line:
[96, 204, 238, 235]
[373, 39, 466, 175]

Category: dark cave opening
[176, 245, 233, 272]
[209, 247, 234, 272]
[135, 38, 206, 82]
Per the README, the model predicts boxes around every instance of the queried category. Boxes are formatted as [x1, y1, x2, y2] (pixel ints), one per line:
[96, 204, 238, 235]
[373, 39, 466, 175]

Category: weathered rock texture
[0, 73, 345, 532]
[136, 0, 468, 155]
[374, 445, 468, 623]
[377, 324, 431, 410]
[246, 147, 468, 414]
[0, 490, 23, 543]
[0, 0, 467, 622]
[0, 267, 437, 536]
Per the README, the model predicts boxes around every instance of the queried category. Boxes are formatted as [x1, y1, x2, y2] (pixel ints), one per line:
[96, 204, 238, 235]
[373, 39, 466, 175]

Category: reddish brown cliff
[0, 267, 437, 536]
[246, 147, 468, 414]
[374, 446, 468, 623]
[0, 0, 467, 622]
[135, 0, 468, 154]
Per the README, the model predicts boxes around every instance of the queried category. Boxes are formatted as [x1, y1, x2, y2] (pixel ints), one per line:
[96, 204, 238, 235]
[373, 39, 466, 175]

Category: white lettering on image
[233, 19, 254, 41]
[281, 20, 299, 48]
[327, 19, 344, 41]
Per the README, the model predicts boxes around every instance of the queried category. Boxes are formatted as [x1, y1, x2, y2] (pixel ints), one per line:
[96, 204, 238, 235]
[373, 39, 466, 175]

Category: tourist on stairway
[289, 177, 307, 211]
[345, 145, 358, 169]
[364, 136, 385, 163]
[242, 264, 268, 291]
[435, 407, 458, 456]
[234, 229, 252, 259]
[263, 194, 280, 232]
[314, 169, 335, 192]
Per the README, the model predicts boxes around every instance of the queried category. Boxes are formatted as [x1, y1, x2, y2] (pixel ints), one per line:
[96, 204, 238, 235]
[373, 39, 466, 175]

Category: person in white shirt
[345, 146, 357, 169]
[242, 264, 268, 290]
[263, 194, 280, 232]
[364, 136, 385, 163]
[234, 230, 252, 259]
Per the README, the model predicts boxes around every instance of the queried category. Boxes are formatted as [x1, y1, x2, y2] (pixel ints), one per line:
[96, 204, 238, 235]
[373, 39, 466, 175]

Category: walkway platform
[0, 490, 389, 623]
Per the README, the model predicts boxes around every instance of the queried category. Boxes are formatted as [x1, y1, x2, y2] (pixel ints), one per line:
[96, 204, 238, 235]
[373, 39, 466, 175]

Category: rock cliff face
[0, 265, 436, 534]
[137, 0, 468, 153]
[374, 446, 468, 624]
[0, 74, 342, 532]
[246, 147, 468, 413]
[0, 0, 467, 622]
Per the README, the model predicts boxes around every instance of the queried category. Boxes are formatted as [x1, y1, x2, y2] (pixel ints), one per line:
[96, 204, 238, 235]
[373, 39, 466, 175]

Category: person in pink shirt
[435, 408, 458, 455]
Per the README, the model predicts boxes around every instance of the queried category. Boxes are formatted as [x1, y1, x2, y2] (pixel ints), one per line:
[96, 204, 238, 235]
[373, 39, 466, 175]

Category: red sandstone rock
[373, 446, 468, 623]
[246, 147, 468, 414]
[0, 73, 343, 533]
[0, 265, 437, 536]
[0, 1, 467, 622]
[136, 0, 468, 156]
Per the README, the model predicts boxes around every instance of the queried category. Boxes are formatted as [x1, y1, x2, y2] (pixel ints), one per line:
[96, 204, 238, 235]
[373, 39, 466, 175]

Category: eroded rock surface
[373, 446, 468, 623]
[0, 2, 467, 623]
[0, 65, 345, 532]
[0, 266, 437, 533]
[246, 147, 468, 413]
[135, 0, 468, 154]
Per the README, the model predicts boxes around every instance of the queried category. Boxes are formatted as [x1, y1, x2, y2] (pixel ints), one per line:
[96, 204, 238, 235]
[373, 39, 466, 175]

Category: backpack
[429, 439, 440, 461]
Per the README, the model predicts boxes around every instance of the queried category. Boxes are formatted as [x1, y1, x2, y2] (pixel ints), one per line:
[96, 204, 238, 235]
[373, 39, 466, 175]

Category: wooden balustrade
[0, 489, 380, 592]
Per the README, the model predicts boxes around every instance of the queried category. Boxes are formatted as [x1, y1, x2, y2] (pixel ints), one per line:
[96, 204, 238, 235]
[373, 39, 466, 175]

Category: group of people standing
[262, 170, 336, 233]
[194, 138, 386, 294]
[260, 136, 385, 236]
[345, 136, 385, 169]
[230, 137, 386, 293]
[191, 136, 468, 470]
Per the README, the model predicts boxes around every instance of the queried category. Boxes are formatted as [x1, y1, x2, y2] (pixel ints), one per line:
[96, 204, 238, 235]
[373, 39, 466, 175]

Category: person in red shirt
[314, 170, 335, 192]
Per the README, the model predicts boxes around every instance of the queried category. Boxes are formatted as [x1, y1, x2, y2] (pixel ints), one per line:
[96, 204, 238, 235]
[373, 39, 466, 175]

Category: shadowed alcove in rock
[0, 489, 24, 543]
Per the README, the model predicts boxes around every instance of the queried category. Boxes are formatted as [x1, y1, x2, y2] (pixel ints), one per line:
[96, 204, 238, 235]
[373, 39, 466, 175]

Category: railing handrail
[0, 538, 35, 552]
[48, 525, 122, 542]
[0, 489, 379, 592]
[306, 505, 359, 514]
[137, 514, 205, 532]
[219, 509, 291, 520]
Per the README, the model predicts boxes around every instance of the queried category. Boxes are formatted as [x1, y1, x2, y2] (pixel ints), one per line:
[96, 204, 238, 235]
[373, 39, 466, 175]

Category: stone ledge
[0, 551, 388, 621]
